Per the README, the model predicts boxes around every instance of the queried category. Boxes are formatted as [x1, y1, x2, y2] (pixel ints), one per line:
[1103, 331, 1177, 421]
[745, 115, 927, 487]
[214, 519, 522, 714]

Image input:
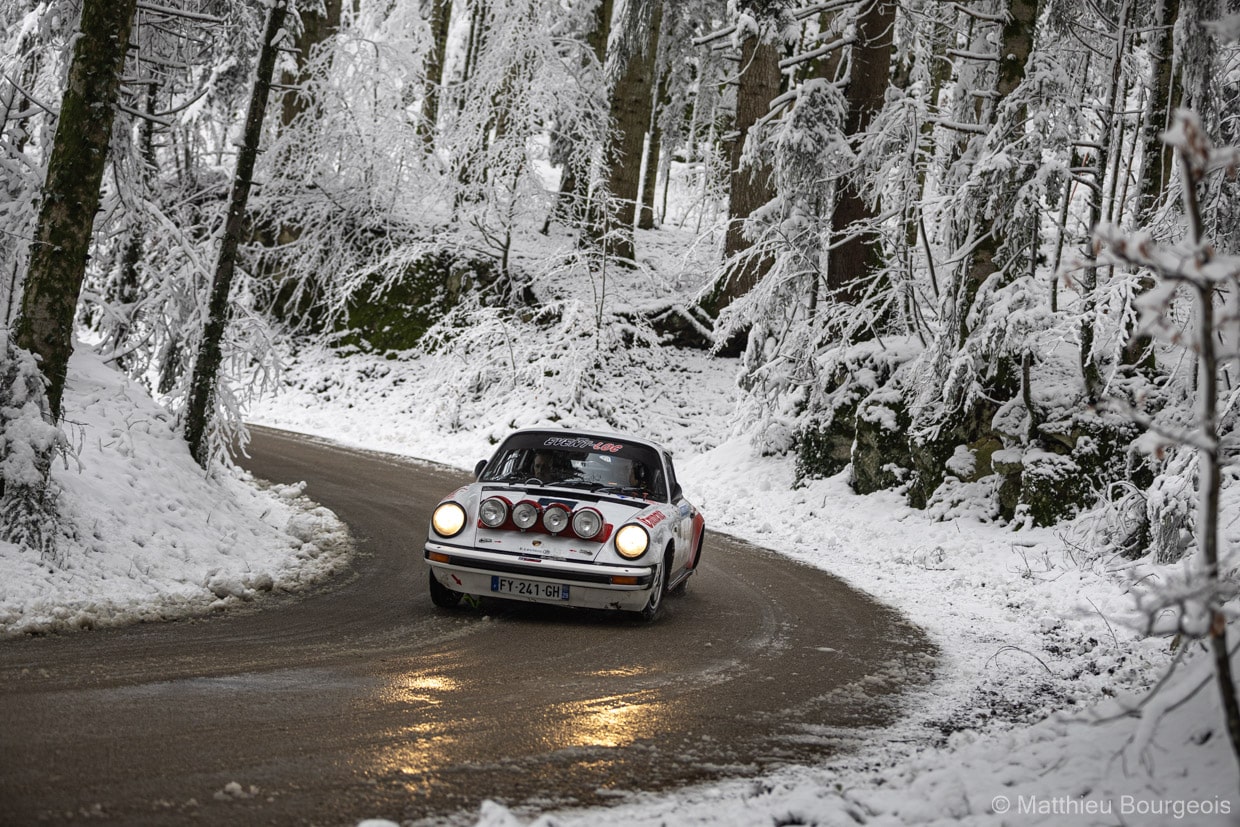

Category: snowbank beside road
[0, 348, 351, 638]
[244, 342, 1236, 827]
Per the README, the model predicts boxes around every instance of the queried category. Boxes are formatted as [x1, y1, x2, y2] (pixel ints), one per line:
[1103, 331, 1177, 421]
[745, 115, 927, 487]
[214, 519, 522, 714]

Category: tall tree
[826, 0, 897, 306]
[600, 0, 662, 262]
[947, 0, 1039, 344]
[184, 1, 288, 466]
[542, 0, 613, 233]
[280, 0, 344, 129]
[1135, 0, 1180, 222]
[638, 64, 670, 230]
[713, 1, 782, 309]
[1077, 0, 1130, 400]
[418, 0, 453, 145]
[15, 0, 138, 420]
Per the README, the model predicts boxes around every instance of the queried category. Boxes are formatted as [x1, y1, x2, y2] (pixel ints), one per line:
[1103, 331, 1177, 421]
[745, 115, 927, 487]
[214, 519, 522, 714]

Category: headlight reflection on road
[400, 673, 460, 706]
[589, 666, 650, 679]
[379, 670, 463, 708]
[366, 671, 470, 785]
[553, 692, 667, 749]
[374, 721, 461, 779]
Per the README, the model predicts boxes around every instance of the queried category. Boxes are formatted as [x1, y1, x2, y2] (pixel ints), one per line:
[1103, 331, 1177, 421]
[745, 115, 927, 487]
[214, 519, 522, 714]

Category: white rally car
[425, 428, 705, 621]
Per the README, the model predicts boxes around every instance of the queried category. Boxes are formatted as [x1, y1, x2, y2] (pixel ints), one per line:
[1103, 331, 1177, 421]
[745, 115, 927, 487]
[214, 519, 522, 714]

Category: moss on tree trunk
[16, 0, 137, 420]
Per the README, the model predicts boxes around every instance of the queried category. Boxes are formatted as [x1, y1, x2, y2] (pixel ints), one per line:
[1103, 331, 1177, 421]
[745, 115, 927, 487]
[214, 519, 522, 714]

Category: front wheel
[633, 558, 667, 622]
[428, 569, 462, 609]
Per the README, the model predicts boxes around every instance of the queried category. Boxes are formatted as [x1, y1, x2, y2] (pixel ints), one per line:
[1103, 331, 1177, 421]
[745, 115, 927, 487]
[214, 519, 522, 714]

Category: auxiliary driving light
[543, 505, 570, 534]
[571, 507, 603, 539]
[512, 501, 540, 530]
[479, 497, 509, 528]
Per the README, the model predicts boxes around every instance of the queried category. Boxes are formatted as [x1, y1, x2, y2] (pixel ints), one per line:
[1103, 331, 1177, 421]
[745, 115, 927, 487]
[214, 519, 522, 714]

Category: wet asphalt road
[0, 426, 935, 826]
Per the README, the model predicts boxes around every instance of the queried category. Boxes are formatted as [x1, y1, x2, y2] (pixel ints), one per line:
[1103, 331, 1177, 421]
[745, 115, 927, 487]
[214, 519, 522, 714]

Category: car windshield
[480, 433, 668, 501]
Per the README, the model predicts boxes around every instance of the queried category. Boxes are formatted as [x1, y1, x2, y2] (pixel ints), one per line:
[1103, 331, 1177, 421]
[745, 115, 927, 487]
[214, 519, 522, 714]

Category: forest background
[2, 0, 1240, 818]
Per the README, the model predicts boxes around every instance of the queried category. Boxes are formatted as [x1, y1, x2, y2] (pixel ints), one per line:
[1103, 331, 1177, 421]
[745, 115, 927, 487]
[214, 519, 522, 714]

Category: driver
[530, 451, 556, 481]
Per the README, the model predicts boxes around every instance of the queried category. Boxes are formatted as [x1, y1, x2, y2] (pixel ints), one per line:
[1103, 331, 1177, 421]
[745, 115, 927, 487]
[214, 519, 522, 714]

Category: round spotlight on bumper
[512, 501, 540, 530]
[479, 497, 509, 528]
[543, 505, 570, 534]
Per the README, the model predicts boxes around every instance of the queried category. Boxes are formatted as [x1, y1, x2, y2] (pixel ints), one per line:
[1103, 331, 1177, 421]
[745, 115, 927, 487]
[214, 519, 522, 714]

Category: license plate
[491, 576, 570, 601]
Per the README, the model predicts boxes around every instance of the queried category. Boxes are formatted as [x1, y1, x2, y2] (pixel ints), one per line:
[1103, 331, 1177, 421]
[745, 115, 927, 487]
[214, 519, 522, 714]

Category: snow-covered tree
[1095, 108, 1240, 777]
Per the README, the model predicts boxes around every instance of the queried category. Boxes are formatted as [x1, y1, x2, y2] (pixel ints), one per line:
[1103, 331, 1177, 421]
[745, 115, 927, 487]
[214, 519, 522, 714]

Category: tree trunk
[827, 0, 898, 305]
[948, 0, 1038, 344]
[1136, 0, 1180, 222]
[280, 0, 342, 129]
[16, 0, 137, 420]
[1123, 0, 1180, 370]
[458, 0, 487, 99]
[419, 0, 452, 146]
[1080, 0, 1131, 401]
[639, 55, 670, 230]
[709, 22, 781, 312]
[108, 82, 160, 371]
[184, 1, 287, 466]
[601, 0, 661, 263]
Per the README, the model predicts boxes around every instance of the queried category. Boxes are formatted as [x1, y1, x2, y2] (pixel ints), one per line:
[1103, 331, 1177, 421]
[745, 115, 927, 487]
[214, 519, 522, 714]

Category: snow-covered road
[0, 426, 935, 825]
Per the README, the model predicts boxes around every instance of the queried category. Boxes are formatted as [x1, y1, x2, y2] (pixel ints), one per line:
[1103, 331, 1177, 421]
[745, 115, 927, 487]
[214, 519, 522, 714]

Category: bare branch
[1, 72, 57, 117]
[947, 48, 1000, 62]
[780, 36, 854, 69]
[136, 2, 224, 24]
[948, 2, 1007, 23]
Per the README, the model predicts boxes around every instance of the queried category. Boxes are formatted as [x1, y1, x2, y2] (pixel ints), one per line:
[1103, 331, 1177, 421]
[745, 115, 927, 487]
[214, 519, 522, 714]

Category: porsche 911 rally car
[425, 428, 705, 621]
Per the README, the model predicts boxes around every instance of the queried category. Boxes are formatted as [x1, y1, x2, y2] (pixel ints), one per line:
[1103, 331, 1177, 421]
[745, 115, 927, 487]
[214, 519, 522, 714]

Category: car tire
[428, 569, 463, 609]
[634, 553, 669, 622]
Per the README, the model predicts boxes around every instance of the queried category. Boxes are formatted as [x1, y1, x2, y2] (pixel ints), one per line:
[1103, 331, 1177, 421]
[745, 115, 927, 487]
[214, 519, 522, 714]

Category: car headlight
[543, 504, 570, 534]
[571, 507, 603, 539]
[431, 502, 466, 537]
[614, 524, 649, 559]
[479, 497, 508, 528]
[512, 501, 540, 530]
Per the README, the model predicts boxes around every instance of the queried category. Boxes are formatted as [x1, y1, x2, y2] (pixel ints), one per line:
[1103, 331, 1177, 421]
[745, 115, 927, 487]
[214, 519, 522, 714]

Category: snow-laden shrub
[1145, 450, 1197, 564]
[851, 384, 914, 495]
[0, 331, 66, 561]
[793, 338, 920, 482]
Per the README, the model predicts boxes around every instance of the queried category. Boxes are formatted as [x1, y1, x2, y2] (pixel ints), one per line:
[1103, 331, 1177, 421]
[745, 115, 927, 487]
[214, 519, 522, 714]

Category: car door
[661, 451, 694, 572]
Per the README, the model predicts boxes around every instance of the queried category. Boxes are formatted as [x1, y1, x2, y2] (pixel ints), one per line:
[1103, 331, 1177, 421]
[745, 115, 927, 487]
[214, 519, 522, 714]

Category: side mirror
[671, 484, 683, 502]
[474, 459, 488, 479]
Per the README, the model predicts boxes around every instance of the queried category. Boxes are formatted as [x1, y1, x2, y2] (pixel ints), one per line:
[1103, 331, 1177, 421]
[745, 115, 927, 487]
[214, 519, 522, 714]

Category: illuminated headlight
[512, 501, 540, 530]
[571, 508, 603, 539]
[479, 497, 508, 528]
[614, 524, 649, 559]
[543, 505, 570, 534]
[431, 502, 466, 537]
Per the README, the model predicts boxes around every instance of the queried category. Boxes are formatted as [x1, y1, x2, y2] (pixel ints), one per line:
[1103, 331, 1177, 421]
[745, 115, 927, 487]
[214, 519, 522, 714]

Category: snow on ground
[247, 327, 1239, 826]
[0, 346, 351, 638]
[5, 212, 1234, 823]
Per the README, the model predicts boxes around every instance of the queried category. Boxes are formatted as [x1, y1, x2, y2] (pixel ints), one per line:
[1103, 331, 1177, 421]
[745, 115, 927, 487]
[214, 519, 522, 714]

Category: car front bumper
[424, 542, 656, 611]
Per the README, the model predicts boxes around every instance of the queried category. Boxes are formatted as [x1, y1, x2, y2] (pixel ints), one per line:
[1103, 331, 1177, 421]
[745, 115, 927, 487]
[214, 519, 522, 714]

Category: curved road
[0, 426, 935, 826]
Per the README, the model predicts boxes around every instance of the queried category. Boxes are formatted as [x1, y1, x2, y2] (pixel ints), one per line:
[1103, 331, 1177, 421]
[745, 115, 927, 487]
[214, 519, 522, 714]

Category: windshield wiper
[549, 477, 603, 491]
[595, 485, 647, 497]
[490, 472, 531, 484]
